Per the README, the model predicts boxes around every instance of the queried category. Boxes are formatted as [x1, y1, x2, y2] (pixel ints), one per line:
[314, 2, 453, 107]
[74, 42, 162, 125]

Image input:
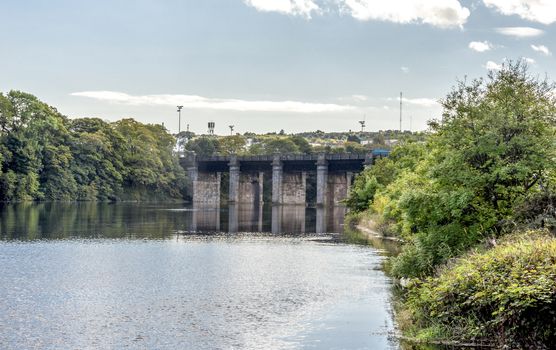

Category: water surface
[0, 203, 398, 349]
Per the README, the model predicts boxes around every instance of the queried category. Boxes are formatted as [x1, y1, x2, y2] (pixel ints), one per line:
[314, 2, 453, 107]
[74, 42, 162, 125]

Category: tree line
[0, 91, 186, 202]
[181, 134, 372, 157]
[345, 62, 556, 347]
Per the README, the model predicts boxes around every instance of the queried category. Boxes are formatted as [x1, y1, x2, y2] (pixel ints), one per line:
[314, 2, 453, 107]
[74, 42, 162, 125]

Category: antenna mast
[399, 92, 402, 132]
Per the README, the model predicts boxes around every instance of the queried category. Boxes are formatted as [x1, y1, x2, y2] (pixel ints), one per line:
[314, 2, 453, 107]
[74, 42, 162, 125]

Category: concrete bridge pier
[272, 155, 283, 204]
[316, 206, 327, 233]
[271, 205, 281, 233]
[316, 154, 328, 206]
[228, 203, 238, 233]
[186, 160, 198, 201]
[229, 156, 240, 203]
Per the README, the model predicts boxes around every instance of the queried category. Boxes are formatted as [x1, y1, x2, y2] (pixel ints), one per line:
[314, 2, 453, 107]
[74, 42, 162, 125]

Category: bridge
[181, 152, 383, 207]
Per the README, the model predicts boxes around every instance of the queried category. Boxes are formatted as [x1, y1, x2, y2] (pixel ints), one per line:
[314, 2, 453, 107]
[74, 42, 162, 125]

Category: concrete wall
[327, 172, 350, 205]
[194, 172, 221, 204]
[238, 172, 263, 204]
[281, 172, 306, 204]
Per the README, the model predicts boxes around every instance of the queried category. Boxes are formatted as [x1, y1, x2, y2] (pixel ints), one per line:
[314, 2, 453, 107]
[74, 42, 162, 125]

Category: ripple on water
[0, 237, 398, 350]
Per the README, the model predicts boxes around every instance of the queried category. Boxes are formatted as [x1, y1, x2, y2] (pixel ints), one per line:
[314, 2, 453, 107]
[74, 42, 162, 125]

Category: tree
[290, 135, 313, 154]
[184, 136, 220, 157]
[262, 137, 299, 154]
[351, 61, 556, 277]
[0, 91, 188, 202]
[218, 135, 246, 155]
[344, 141, 366, 153]
[346, 134, 361, 143]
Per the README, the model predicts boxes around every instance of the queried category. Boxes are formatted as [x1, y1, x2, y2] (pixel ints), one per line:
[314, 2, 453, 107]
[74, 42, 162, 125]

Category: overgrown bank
[345, 62, 556, 348]
[0, 91, 187, 202]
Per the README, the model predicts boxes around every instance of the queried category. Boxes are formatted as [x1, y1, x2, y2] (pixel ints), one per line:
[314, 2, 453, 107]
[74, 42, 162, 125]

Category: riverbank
[347, 213, 556, 349]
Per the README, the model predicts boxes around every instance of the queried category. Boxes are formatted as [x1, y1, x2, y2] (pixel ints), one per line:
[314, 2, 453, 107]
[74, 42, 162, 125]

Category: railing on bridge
[181, 152, 376, 163]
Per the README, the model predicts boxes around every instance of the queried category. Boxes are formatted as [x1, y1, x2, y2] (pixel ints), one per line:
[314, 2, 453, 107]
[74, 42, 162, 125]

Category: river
[0, 202, 399, 349]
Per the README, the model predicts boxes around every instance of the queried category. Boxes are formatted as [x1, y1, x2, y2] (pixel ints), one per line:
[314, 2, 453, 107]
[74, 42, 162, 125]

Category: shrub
[405, 232, 556, 348]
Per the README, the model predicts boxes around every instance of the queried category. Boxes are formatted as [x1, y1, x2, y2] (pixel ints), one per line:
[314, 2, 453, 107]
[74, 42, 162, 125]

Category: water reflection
[0, 202, 347, 240]
[187, 202, 346, 235]
[0, 203, 399, 349]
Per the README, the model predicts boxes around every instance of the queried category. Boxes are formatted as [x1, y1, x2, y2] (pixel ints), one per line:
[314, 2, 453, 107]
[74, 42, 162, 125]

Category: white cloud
[401, 66, 410, 73]
[390, 96, 438, 107]
[244, 0, 470, 28]
[531, 44, 551, 56]
[403, 97, 438, 107]
[523, 57, 536, 64]
[484, 60, 502, 70]
[350, 94, 368, 102]
[341, 0, 470, 28]
[495, 26, 544, 38]
[468, 41, 492, 52]
[244, 0, 320, 18]
[483, 0, 556, 25]
[71, 91, 354, 113]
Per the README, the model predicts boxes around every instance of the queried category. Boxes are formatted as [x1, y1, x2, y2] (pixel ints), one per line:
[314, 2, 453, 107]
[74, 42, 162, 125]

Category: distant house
[385, 139, 399, 146]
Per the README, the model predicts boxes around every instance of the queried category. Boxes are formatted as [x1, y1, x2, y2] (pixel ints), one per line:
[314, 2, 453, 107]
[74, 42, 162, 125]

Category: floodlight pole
[177, 105, 183, 133]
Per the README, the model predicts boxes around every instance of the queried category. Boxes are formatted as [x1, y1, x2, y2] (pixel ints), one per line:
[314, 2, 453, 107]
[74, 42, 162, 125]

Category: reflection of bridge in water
[181, 153, 380, 207]
[189, 204, 346, 234]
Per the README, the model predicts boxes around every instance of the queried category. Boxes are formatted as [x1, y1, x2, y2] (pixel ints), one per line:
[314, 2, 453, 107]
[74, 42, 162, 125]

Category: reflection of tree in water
[1, 202, 351, 240]
[0, 203, 194, 240]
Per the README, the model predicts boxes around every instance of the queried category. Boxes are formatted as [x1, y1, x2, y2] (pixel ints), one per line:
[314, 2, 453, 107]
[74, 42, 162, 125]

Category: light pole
[177, 105, 183, 133]
[229, 125, 234, 135]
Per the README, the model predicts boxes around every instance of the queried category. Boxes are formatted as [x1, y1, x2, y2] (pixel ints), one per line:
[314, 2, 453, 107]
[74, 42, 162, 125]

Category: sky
[1, 0, 555, 135]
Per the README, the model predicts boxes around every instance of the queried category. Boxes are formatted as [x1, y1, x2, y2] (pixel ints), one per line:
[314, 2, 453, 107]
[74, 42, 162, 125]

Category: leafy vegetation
[345, 61, 556, 347]
[0, 91, 186, 202]
[406, 232, 556, 348]
[180, 128, 422, 157]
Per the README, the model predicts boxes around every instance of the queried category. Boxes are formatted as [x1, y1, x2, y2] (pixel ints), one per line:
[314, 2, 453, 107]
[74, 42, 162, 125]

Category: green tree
[346, 134, 361, 143]
[185, 136, 220, 157]
[218, 135, 247, 155]
[0, 91, 188, 202]
[344, 141, 366, 153]
[290, 135, 313, 154]
[262, 137, 300, 154]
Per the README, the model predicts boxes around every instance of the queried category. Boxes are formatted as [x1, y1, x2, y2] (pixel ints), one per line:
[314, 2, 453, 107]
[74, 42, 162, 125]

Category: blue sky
[1, 0, 555, 134]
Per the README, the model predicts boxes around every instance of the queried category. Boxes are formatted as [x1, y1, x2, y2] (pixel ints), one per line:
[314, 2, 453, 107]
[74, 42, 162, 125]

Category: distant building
[385, 139, 399, 146]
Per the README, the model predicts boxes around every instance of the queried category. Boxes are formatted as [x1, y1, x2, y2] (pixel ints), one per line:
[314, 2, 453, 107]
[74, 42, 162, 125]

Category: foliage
[290, 135, 313, 154]
[262, 137, 300, 154]
[350, 62, 556, 278]
[347, 61, 556, 347]
[0, 91, 186, 202]
[346, 134, 361, 143]
[184, 136, 221, 157]
[344, 140, 427, 213]
[186, 135, 319, 156]
[218, 135, 247, 155]
[406, 232, 556, 348]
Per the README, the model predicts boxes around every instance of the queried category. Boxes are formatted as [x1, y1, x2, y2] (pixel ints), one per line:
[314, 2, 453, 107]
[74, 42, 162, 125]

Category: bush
[405, 232, 556, 348]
